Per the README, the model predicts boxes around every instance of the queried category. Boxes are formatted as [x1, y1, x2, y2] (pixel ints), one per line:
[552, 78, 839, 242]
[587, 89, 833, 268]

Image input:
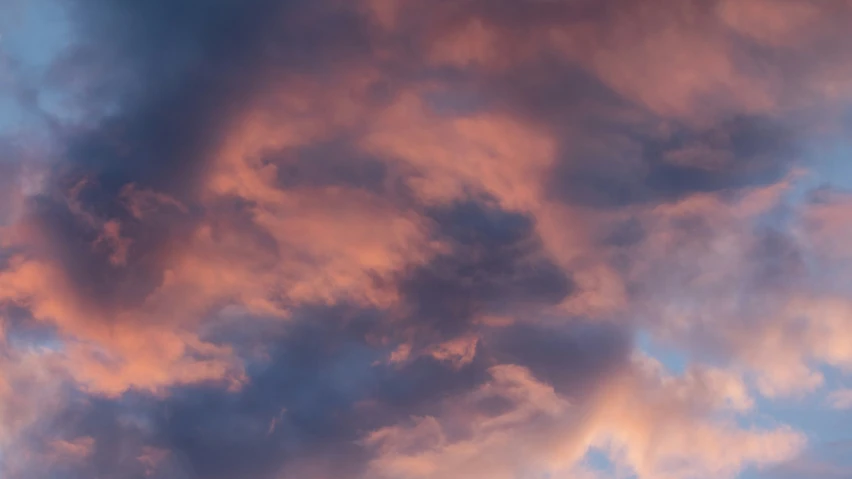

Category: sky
[0, 0, 851, 478]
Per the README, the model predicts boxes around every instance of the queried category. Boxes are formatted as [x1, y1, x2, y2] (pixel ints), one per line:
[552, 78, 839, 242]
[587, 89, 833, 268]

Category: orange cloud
[362, 92, 555, 210]
[7, 1, 852, 477]
[716, 0, 822, 47]
[364, 356, 803, 479]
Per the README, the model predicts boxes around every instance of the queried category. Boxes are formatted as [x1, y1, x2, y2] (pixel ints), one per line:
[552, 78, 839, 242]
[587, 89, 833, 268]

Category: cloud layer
[2, 0, 852, 478]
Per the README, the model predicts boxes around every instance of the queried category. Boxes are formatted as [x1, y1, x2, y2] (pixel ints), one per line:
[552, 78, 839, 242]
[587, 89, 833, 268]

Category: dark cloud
[264, 137, 410, 199]
[55, 0, 376, 198]
[399, 201, 574, 339]
[0, 149, 27, 224]
[549, 115, 799, 208]
[484, 321, 631, 400]
[0, 303, 61, 351]
[149, 307, 495, 479]
[644, 116, 798, 193]
[9, 311, 373, 479]
[14, 297, 632, 479]
[14, 304, 485, 479]
[14, 0, 400, 324]
[112, 197, 585, 478]
[750, 228, 806, 290]
[602, 218, 647, 248]
[21, 186, 194, 319]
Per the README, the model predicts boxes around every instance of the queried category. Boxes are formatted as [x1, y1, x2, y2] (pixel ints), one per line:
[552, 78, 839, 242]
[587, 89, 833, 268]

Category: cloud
[4, 0, 852, 478]
[760, 441, 852, 479]
[827, 389, 852, 410]
[364, 353, 804, 479]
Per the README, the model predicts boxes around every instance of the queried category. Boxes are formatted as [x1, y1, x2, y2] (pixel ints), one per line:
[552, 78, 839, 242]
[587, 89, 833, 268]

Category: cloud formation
[2, 0, 852, 478]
